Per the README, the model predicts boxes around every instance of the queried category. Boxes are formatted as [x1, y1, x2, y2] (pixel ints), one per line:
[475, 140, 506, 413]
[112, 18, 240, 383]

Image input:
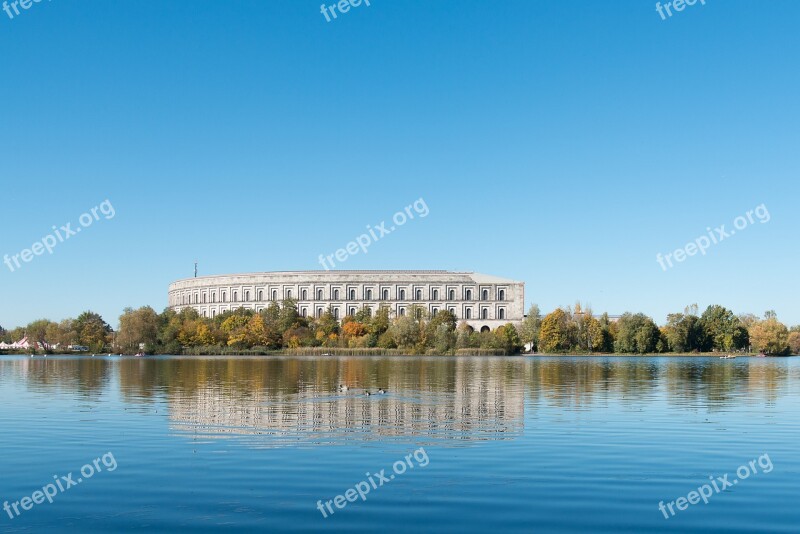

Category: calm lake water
[0, 355, 798, 532]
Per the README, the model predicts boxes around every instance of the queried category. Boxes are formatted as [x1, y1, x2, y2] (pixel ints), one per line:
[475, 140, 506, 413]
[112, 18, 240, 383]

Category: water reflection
[149, 358, 527, 446]
[2, 355, 794, 445]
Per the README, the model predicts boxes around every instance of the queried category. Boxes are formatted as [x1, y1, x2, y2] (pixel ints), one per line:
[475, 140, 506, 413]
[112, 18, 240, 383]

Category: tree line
[2, 301, 798, 355]
[1, 301, 523, 355]
[518, 303, 800, 355]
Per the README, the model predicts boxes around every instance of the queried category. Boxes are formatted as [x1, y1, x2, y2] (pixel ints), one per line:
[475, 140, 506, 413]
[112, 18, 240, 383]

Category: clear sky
[1, 0, 798, 330]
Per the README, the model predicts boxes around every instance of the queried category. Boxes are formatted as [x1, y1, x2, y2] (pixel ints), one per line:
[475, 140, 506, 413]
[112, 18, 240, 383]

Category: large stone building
[168, 270, 524, 331]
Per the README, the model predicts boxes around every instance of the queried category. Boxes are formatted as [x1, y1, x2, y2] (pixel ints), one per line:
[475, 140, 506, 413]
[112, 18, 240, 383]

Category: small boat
[720, 354, 736, 359]
[135, 352, 145, 357]
[322, 352, 331, 356]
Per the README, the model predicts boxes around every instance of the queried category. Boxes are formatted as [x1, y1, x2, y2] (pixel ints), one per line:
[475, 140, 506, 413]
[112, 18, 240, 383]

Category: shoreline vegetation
[1, 302, 798, 357]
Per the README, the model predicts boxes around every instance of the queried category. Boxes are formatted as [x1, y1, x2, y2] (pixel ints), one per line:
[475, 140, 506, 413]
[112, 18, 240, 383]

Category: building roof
[171, 270, 523, 285]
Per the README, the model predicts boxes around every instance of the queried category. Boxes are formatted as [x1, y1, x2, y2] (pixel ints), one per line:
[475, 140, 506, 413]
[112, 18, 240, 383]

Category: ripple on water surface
[0, 355, 798, 532]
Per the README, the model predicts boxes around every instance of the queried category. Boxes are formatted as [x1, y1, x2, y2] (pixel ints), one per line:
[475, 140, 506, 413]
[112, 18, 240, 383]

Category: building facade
[168, 270, 524, 331]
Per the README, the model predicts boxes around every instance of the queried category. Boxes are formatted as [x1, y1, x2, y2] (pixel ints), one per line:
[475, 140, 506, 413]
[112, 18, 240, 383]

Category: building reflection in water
[2, 355, 793, 447]
[165, 358, 526, 446]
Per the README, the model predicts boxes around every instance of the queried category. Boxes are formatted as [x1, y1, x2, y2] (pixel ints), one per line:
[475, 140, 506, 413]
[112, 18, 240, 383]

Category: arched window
[415, 289, 422, 301]
[449, 290, 455, 300]
[499, 309, 506, 319]
[271, 290, 277, 301]
[245, 290, 251, 302]
[465, 289, 472, 300]
[481, 308, 488, 320]
[399, 289, 406, 300]
[194, 293, 199, 303]
[482, 289, 488, 301]
[334, 289, 340, 300]
[202, 310, 207, 317]
[432, 308, 438, 317]
[202, 293, 206, 303]
[465, 308, 472, 319]
[221, 292, 227, 303]
[333, 308, 340, 319]
[366, 307, 372, 317]
[399, 308, 405, 317]
[432, 289, 439, 300]
[258, 290, 264, 301]
[383, 289, 389, 300]
[302, 289, 308, 300]
[317, 308, 323, 318]
[366, 289, 372, 300]
[212, 293, 216, 303]
[349, 289, 356, 300]
[317, 289, 323, 300]
[233, 291, 238, 302]
[301, 308, 307, 317]
[499, 290, 505, 301]
[449, 307, 456, 318]
[349, 307, 356, 316]
[287, 289, 292, 299]
[211, 310, 216, 318]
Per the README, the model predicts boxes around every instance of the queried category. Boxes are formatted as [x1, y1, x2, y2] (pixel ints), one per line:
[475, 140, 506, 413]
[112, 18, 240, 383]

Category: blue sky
[1, 0, 798, 329]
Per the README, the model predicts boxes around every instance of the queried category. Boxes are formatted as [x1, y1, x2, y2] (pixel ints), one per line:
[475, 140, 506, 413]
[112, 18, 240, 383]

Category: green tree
[700, 305, 748, 351]
[597, 313, 616, 352]
[388, 315, 421, 351]
[494, 323, 523, 354]
[663, 310, 706, 352]
[455, 322, 475, 349]
[73, 311, 112, 352]
[425, 310, 457, 351]
[369, 306, 391, 338]
[433, 323, 457, 354]
[278, 299, 302, 333]
[518, 304, 542, 352]
[614, 313, 660, 354]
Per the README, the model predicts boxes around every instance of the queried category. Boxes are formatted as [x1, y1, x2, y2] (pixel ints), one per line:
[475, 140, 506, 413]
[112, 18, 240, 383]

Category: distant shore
[1, 349, 795, 358]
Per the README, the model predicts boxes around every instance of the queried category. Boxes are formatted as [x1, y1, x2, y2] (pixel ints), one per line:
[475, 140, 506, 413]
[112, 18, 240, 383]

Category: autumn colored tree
[117, 306, 160, 353]
[342, 319, 367, 339]
[539, 308, 574, 353]
[788, 331, 800, 355]
[749, 317, 790, 355]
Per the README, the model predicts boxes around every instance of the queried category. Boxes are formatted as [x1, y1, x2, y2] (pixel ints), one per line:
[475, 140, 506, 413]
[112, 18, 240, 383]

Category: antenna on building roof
[194, 261, 198, 278]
